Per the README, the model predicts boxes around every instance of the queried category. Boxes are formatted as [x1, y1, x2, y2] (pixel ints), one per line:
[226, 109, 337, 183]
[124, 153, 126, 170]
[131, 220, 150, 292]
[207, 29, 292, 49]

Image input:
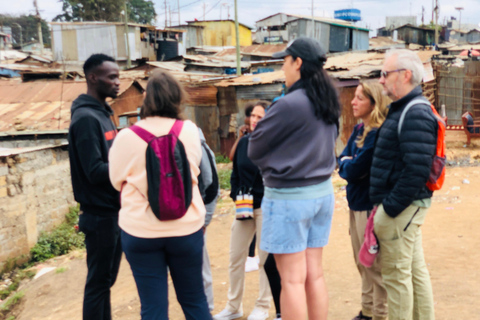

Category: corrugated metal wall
[329, 25, 349, 52]
[437, 61, 480, 125]
[352, 29, 369, 51]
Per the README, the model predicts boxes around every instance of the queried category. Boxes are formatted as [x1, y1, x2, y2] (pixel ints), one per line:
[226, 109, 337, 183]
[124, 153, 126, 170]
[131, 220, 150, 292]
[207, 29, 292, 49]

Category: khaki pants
[374, 204, 435, 320]
[227, 208, 271, 313]
[350, 210, 388, 320]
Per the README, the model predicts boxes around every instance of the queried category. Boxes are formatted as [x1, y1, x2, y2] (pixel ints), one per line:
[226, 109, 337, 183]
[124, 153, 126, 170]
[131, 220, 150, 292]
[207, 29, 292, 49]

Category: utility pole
[311, 0, 315, 38]
[33, 0, 44, 54]
[165, 0, 168, 28]
[455, 7, 464, 31]
[234, 0, 241, 75]
[177, 0, 180, 25]
[422, 6, 425, 25]
[431, 0, 434, 23]
[12, 23, 22, 50]
[169, 4, 172, 27]
[125, 0, 131, 68]
[434, 0, 439, 47]
[203, 3, 206, 21]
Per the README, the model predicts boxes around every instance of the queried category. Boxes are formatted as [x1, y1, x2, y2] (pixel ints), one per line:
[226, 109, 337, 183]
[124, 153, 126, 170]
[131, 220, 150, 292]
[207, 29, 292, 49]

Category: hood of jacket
[71, 94, 114, 118]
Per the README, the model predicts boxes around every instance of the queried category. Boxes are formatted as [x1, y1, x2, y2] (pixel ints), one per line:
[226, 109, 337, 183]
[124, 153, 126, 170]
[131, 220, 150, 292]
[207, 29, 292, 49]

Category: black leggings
[264, 253, 281, 317]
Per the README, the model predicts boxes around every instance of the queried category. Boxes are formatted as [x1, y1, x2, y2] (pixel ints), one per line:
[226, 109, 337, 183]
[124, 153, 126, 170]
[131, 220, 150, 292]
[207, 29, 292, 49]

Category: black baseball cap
[272, 37, 327, 64]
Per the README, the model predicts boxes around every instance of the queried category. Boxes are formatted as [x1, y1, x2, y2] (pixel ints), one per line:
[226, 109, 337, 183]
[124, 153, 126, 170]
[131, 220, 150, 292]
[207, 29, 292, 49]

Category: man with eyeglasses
[369, 49, 437, 320]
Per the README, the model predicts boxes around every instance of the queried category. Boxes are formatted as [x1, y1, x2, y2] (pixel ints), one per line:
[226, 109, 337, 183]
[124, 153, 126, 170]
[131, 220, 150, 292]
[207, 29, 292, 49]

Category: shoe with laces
[213, 308, 243, 320]
[247, 308, 269, 320]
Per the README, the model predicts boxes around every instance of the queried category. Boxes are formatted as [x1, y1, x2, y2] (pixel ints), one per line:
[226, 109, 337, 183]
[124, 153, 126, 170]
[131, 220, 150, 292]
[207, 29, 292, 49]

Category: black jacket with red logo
[68, 94, 120, 216]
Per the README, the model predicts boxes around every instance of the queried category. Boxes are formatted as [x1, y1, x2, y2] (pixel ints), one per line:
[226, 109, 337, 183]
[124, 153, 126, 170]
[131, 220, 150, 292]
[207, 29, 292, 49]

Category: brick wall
[0, 145, 76, 268]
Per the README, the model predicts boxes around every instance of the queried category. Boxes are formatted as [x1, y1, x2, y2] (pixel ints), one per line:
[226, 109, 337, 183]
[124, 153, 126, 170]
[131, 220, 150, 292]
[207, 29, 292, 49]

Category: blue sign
[334, 9, 361, 22]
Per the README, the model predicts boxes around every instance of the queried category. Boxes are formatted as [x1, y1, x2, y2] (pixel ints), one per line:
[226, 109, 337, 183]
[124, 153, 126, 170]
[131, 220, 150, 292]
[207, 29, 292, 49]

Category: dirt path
[10, 166, 480, 320]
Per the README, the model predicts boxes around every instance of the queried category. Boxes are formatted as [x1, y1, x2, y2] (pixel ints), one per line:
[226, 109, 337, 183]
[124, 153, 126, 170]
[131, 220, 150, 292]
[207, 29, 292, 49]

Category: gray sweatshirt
[248, 85, 337, 188]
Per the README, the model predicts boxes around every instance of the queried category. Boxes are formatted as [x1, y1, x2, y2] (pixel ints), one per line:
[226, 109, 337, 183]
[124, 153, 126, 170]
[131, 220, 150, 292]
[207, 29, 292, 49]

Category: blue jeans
[121, 229, 212, 320]
[78, 212, 122, 320]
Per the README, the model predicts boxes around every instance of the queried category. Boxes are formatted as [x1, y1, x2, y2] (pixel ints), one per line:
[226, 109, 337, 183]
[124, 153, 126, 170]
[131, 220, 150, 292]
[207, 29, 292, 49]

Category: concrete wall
[0, 145, 76, 268]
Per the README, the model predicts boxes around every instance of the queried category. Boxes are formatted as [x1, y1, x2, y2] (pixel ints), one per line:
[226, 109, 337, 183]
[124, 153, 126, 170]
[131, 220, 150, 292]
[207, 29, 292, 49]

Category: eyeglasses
[380, 69, 407, 78]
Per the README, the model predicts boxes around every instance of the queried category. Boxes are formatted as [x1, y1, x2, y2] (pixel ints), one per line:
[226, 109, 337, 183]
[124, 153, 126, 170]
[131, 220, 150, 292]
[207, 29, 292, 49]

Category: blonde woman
[338, 80, 391, 320]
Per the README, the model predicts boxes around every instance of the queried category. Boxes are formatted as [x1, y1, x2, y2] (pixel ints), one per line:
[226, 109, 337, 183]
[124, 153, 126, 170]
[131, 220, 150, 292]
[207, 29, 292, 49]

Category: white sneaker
[245, 256, 259, 272]
[247, 308, 269, 320]
[213, 308, 243, 320]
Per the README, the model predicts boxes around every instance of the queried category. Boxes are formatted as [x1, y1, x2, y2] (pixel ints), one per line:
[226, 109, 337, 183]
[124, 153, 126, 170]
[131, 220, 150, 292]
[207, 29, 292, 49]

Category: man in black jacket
[370, 50, 437, 320]
[68, 54, 122, 320]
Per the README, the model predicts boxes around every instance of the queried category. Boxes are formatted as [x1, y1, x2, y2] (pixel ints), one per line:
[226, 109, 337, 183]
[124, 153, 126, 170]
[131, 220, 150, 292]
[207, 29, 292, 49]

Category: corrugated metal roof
[215, 44, 288, 58]
[215, 71, 285, 87]
[214, 50, 441, 85]
[286, 14, 370, 31]
[50, 21, 155, 29]
[0, 80, 137, 132]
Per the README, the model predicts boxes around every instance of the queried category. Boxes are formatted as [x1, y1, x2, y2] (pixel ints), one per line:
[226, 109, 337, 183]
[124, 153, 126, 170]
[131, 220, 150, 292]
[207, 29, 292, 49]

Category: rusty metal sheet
[215, 70, 285, 87]
[0, 80, 138, 132]
[217, 87, 237, 116]
[184, 84, 217, 106]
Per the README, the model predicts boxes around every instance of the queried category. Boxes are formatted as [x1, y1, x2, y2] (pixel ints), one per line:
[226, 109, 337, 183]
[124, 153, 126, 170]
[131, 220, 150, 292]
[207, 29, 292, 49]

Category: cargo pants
[374, 204, 435, 320]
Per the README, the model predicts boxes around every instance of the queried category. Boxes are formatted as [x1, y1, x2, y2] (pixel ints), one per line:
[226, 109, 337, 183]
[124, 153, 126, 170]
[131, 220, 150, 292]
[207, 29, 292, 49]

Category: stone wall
[0, 145, 76, 268]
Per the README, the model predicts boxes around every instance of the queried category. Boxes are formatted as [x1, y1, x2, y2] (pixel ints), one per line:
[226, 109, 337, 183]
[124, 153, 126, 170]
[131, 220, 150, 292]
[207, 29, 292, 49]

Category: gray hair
[385, 49, 424, 86]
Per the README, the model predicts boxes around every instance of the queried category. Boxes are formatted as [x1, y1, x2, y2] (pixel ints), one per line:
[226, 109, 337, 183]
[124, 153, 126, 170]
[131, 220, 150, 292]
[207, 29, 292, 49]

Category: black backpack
[198, 139, 219, 205]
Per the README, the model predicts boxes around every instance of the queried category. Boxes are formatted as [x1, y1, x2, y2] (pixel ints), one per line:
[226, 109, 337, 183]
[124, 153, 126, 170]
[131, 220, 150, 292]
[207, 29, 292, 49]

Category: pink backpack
[129, 120, 192, 221]
[359, 207, 379, 268]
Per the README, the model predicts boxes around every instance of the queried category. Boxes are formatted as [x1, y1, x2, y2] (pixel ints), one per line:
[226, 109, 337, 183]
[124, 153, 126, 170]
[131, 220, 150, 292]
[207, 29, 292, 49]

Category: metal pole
[177, 0, 181, 25]
[33, 0, 44, 54]
[311, 0, 315, 38]
[125, 0, 131, 68]
[12, 23, 22, 49]
[434, 0, 439, 47]
[234, 0, 241, 75]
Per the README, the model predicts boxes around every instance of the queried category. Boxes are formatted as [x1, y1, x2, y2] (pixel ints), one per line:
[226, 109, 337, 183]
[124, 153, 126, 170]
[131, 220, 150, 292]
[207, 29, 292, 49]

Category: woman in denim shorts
[248, 37, 341, 320]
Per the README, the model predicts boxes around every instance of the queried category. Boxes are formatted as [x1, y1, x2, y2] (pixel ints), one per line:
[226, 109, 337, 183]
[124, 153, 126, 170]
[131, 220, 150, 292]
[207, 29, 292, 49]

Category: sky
[3, 0, 480, 32]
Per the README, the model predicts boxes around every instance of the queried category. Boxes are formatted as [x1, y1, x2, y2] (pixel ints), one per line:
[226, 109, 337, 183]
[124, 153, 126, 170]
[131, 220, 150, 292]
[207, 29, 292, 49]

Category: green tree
[54, 0, 156, 25]
[53, 0, 123, 22]
[0, 14, 51, 47]
[128, 0, 156, 25]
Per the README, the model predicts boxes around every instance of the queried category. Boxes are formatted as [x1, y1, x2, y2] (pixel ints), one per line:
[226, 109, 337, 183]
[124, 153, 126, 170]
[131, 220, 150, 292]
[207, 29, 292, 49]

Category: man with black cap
[248, 37, 341, 320]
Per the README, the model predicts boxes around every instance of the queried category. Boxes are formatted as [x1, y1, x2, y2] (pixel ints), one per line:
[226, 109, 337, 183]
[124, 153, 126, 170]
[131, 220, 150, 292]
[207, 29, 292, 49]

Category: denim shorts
[260, 193, 335, 254]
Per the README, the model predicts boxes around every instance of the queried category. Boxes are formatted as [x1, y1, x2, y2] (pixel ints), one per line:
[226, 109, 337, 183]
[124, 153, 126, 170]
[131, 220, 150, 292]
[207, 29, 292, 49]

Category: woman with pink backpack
[109, 70, 211, 320]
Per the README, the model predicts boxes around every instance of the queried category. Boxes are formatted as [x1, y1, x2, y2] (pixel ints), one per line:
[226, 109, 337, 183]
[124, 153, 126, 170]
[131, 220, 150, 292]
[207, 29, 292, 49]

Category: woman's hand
[239, 125, 250, 138]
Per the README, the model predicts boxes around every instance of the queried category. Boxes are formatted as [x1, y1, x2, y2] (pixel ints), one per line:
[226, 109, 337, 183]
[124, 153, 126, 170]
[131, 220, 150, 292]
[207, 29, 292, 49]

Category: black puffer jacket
[370, 86, 437, 218]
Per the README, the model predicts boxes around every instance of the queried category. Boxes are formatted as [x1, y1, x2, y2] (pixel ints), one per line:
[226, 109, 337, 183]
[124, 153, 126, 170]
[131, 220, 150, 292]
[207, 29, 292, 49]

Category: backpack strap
[169, 120, 184, 136]
[398, 98, 431, 136]
[130, 125, 156, 143]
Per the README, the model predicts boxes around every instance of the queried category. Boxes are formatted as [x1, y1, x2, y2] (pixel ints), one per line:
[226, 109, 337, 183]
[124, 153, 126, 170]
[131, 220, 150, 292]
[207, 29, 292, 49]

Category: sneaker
[247, 308, 269, 320]
[245, 256, 259, 272]
[213, 308, 243, 320]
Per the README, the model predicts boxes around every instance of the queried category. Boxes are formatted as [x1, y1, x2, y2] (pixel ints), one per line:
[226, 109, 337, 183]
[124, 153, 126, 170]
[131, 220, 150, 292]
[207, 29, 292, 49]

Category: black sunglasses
[380, 69, 407, 78]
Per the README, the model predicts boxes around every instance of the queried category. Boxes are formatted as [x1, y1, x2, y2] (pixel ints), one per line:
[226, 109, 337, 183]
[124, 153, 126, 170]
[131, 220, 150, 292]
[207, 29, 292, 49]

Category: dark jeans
[121, 228, 212, 320]
[78, 212, 122, 320]
[264, 253, 281, 317]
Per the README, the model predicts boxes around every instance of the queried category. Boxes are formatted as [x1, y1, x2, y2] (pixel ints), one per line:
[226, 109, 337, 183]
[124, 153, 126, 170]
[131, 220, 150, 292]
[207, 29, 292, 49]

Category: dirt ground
[7, 132, 480, 319]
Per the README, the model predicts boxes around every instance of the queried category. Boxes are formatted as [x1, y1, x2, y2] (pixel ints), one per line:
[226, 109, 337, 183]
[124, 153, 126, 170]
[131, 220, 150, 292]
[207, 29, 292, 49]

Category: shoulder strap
[130, 125, 156, 143]
[169, 120, 184, 136]
[398, 98, 431, 136]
